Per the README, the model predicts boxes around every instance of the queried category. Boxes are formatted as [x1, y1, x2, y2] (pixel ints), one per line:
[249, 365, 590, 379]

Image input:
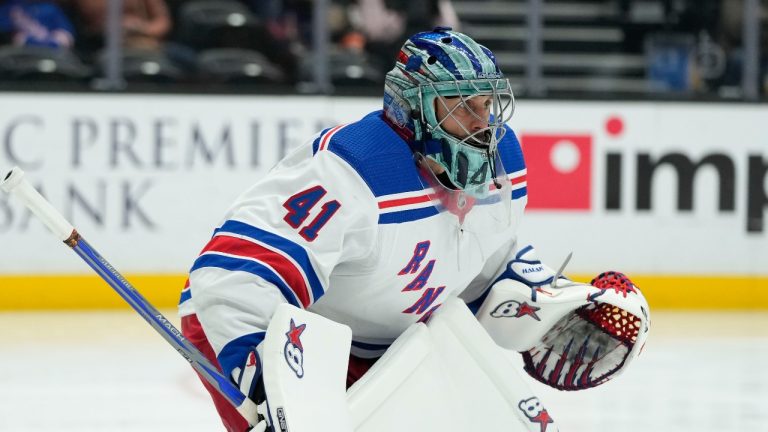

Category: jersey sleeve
[183, 136, 379, 396]
[459, 236, 519, 313]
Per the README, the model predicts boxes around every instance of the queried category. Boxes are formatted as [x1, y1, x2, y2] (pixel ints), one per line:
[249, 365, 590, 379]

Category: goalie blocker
[474, 245, 651, 390]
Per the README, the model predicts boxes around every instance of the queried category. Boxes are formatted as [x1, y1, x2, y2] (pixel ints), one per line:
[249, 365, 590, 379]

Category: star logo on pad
[532, 410, 554, 432]
[515, 301, 541, 321]
[285, 319, 307, 351]
[519, 397, 554, 431]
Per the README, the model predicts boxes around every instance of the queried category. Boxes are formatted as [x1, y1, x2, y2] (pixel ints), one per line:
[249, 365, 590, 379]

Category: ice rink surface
[1, 310, 767, 432]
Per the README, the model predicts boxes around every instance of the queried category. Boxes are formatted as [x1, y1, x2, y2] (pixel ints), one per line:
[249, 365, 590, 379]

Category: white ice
[1, 310, 767, 431]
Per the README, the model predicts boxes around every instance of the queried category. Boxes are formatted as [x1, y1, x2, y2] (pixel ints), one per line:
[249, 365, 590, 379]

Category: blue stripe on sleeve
[214, 220, 325, 302]
[378, 206, 440, 224]
[512, 187, 527, 200]
[178, 289, 191, 305]
[191, 254, 302, 308]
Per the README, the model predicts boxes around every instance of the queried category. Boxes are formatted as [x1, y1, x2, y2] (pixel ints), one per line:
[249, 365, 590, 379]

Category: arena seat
[300, 49, 383, 88]
[0, 46, 91, 82]
[98, 49, 183, 83]
[197, 48, 284, 84]
[177, 0, 262, 50]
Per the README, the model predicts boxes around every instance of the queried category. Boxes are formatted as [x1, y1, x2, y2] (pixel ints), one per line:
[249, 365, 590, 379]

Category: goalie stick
[1, 167, 265, 431]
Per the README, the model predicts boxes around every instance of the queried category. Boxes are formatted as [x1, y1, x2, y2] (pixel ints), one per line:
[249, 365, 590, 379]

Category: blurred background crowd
[0, 0, 765, 99]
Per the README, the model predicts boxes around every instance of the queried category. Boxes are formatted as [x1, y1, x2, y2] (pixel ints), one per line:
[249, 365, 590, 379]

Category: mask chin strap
[488, 148, 501, 190]
[479, 130, 502, 190]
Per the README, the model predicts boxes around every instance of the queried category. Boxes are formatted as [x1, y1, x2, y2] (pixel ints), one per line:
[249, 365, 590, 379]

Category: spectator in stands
[122, 0, 171, 50]
[330, 0, 460, 70]
[242, 0, 304, 82]
[239, 0, 459, 83]
[71, 0, 171, 51]
[69, 0, 197, 77]
[717, 0, 768, 96]
[0, 0, 75, 49]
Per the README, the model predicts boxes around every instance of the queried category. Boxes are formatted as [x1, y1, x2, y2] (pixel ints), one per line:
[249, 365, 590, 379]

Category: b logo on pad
[284, 319, 306, 378]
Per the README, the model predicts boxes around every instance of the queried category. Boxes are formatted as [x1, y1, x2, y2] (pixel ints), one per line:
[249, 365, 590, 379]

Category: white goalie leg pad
[476, 268, 651, 390]
[347, 298, 558, 432]
[262, 300, 559, 432]
[261, 303, 354, 432]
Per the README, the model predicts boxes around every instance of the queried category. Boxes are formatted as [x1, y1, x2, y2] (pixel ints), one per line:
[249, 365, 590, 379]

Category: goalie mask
[476, 248, 651, 391]
[383, 27, 515, 198]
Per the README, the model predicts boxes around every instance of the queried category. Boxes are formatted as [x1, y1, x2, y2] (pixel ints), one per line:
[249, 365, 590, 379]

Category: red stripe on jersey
[319, 125, 344, 151]
[487, 173, 528, 191]
[378, 194, 432, 209]
[511, 174, 527, 185]
[201, 235, 312, 308]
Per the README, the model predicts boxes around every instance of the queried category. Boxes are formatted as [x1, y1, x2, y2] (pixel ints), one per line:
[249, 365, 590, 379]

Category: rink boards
[0, 94, 766, 310]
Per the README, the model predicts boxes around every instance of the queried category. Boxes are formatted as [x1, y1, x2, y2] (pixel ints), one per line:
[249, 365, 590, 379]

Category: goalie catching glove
[476, 245, 650, 391]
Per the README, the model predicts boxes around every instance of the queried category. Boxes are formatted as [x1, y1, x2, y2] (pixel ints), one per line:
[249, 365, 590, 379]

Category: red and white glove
[476, 246, 650, 390]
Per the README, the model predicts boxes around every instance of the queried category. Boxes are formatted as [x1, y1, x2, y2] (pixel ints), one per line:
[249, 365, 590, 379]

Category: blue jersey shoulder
[314, 111, 424, 198]
[498, 124, 526, 174]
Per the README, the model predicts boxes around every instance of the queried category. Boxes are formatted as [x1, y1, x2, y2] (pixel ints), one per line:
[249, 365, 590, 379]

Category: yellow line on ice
[0, 274, 767, 310]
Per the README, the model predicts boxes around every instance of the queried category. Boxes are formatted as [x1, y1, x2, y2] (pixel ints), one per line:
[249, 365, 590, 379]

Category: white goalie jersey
[178, 110, 529, 388]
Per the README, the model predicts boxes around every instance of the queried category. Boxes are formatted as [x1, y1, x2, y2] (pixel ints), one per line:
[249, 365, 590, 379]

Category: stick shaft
[1, 167, 257, 424]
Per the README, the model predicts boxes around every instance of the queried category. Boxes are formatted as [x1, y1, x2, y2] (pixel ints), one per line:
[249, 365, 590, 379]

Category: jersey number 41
[283, 185, 342, 242]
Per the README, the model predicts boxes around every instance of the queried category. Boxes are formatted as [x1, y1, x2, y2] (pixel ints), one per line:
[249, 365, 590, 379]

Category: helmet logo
[477, 71, 503, 79]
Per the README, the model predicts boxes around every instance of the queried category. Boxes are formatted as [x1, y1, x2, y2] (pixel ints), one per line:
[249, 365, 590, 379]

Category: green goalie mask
[383, 27, 515, 197]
